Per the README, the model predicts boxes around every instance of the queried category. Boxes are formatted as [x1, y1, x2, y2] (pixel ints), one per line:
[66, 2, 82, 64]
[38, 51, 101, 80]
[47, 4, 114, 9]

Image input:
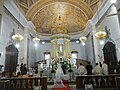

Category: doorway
[5, 44, 18, 77]
[103, 42, 117, 66]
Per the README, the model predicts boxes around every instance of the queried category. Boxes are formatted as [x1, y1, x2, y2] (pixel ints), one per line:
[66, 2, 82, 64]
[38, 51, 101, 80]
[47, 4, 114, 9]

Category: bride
[53, 63, 66, 88]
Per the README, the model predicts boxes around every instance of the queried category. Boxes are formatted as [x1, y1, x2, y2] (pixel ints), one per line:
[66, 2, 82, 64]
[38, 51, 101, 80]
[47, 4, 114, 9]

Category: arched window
[71, 49, 78, 59]
[44, 51, 50, 67]
[71, 49, 78, 66]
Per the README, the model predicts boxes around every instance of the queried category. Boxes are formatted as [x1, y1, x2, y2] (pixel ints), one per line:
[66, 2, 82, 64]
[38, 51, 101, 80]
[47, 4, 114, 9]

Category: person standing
[20, 63, 24, 75]
[108, 61, 115, 74]
[16, 64, 20, 75]
[92, 63, 102, 75]
[102, 61, 108, 75]
[61, 62, 66, 74]
[99, 62, 102, 68]
[86, 62, 93, 75]
[77, 63, 87, 75]
[116, 61, 120, 74]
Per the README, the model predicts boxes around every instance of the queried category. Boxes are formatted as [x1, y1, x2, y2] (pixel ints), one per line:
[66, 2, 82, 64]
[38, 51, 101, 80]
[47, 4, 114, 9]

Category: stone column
[23, 27, 29, 66]
[51, 40, 54, 59]
[63, 39, 66, 58]
[56, 39, 58, 59]
[92, 25, 99, 63]
[68, 40, 71, 59]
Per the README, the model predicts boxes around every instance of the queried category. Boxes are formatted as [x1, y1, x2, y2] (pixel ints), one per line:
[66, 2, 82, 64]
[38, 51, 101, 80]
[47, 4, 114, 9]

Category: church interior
[0, 0, 120, 90]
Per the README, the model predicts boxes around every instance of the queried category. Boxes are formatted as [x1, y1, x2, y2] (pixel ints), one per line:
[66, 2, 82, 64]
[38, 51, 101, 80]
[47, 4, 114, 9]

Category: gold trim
[26, 0, 93, 20]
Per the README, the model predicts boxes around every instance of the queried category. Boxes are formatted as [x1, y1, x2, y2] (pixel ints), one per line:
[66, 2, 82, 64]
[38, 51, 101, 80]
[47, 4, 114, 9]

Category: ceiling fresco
[14, 0, 102, 35]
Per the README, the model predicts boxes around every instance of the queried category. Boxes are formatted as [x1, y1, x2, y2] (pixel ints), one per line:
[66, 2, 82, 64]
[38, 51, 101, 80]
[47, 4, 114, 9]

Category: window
[71, 53, 77, 59]
[45, 54, 50, 60]
[44, 51, 50, 67]
[71, 50, 78, 66]
[71, 50, 78, 59]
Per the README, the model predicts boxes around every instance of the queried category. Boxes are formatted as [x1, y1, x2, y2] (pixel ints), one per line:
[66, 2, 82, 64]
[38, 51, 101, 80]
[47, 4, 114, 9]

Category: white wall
[100, 6, 120, 61]
[70, 42, 86, 60]
[27, 38, 36, 67]
[85, 33, 95, 65]
[0, 8, 24, 65]
[36, 43, 51, 61]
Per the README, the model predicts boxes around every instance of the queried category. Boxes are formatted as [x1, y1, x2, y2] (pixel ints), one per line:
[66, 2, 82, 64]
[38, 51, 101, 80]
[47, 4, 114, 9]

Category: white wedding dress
[53, 63, 66, 88]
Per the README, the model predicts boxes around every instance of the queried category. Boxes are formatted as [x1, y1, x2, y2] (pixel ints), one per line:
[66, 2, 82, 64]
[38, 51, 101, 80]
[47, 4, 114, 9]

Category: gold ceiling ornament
[24, 0, 94, 35]
[12, 28, 24, 43]
[95, 25, 107, 40]
[51, 15, 68, 35]
[80, 36, 87, 43]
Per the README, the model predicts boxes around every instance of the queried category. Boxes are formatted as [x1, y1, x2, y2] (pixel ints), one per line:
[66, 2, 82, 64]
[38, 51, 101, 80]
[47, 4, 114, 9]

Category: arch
[103, 42, 117, 66]
[5, 44, 18, 77]
[26, 0, 93, 20]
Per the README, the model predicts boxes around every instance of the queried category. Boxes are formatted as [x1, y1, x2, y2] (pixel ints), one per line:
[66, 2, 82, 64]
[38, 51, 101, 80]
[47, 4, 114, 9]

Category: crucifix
[105, 26, 111, 39]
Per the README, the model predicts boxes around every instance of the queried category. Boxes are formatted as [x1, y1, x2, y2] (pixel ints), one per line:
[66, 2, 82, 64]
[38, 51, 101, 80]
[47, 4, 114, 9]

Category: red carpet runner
[52, 80, 70, 90]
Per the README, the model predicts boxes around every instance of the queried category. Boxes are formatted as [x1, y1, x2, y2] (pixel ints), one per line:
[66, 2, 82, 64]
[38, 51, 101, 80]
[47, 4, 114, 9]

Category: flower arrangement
[51, 63, 56, 73]
[68, 62, 73, 73]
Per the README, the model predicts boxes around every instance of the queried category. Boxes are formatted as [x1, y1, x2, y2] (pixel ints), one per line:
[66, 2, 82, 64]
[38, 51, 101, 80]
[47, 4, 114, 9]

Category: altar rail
[76, 74, 120, 89]
[0, 76, 47, 90]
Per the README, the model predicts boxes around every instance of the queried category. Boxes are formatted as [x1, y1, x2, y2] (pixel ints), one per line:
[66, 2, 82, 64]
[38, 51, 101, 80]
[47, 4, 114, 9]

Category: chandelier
[32, 37, 40, 44]
[12, 4, 24, 44]
[95, 25, 107, 40]
[80, 36, 87, 43]
[80, 36, 87, 46]
[32, 31, 40, 44]
[12, 32, 24, 43]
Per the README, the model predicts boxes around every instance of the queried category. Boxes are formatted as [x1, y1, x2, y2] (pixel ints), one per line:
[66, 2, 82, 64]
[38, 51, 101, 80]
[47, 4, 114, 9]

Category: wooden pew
[115, 77, 120, 90]
[76, 74, 120, 89]
[0, 80, 10, 90]
[0, 76, 47, 90]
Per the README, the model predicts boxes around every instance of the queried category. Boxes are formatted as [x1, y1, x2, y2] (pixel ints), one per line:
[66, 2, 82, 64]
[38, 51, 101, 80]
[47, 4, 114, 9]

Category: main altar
[50, 16, 71, 62]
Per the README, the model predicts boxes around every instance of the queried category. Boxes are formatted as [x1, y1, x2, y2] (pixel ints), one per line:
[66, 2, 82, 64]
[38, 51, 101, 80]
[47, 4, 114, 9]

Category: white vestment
[92, 66, 102, 75]
[102, 63, 108, 75]
[77, 65, 87, 75]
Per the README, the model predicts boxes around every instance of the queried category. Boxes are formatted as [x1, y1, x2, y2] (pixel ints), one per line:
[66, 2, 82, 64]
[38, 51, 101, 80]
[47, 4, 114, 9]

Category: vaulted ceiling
[14, 0, 102, 35]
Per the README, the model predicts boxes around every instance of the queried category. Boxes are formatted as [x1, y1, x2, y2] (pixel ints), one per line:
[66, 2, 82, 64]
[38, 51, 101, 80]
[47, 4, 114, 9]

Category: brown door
[103, 42, 117, 66]
[5, 44, 18, 77]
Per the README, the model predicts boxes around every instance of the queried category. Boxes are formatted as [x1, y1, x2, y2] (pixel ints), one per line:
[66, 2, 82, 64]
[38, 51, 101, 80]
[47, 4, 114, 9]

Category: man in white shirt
[92, 63, 102, 75]
[102, 61, 108, 75]
[77, 63, 87, 75]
